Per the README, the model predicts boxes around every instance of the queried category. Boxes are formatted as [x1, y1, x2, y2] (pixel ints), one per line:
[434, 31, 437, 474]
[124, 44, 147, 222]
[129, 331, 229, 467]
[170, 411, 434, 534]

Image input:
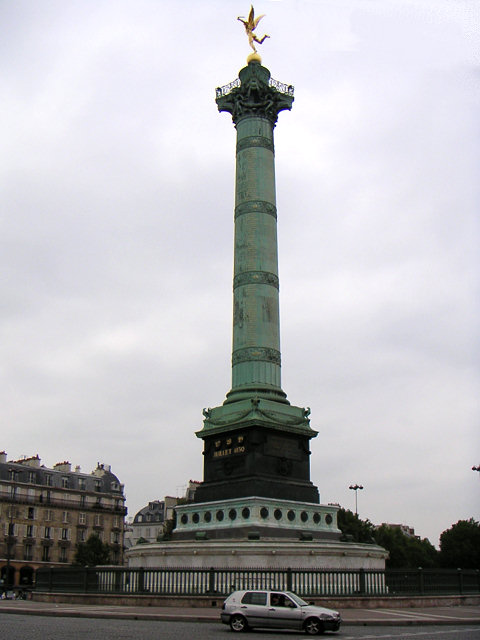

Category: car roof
[231, 589, 291, 594]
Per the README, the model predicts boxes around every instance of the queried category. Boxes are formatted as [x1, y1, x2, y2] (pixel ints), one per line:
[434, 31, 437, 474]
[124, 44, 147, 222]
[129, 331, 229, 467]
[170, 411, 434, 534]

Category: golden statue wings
[237, 5, 270, 53]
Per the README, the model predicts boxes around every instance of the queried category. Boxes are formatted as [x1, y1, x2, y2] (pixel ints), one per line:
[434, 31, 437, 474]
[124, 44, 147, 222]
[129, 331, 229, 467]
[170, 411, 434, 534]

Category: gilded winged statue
[237, 5, 270, 53]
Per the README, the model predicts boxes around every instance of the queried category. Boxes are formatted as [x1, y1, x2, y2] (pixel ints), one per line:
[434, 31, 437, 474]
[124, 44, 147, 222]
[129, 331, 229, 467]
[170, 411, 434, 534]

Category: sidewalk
[0, 599, 479, 626]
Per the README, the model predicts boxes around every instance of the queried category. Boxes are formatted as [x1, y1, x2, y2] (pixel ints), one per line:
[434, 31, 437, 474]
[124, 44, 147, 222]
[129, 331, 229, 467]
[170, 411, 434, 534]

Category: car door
[239, 591, 269, 627]
[267, 592, 302, 630]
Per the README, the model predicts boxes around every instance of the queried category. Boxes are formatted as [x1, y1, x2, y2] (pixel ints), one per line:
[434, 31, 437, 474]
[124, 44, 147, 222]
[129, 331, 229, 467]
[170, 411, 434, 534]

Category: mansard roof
[133, 499, 166, 523]
[0, 455, 124, 496]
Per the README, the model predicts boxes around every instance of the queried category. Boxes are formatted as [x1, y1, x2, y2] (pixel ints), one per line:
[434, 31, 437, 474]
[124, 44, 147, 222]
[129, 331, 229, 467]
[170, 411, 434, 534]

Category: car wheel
[230, 614, 248, 632]
[304, 617, 325, 635]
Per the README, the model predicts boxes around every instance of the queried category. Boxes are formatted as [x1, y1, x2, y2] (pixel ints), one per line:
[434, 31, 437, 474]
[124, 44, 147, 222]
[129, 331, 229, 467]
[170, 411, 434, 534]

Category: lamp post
[349, 484, 363, 516]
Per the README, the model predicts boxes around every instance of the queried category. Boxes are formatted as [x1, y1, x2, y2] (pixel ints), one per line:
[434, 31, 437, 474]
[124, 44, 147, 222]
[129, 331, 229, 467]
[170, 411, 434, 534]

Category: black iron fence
[35, 566, 480, 597]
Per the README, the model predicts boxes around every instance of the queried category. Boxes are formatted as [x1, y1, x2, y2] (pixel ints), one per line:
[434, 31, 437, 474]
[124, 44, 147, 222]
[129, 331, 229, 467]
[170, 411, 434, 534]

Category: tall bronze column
[222, 62, 290, 404]
[194, 60, 319, 507]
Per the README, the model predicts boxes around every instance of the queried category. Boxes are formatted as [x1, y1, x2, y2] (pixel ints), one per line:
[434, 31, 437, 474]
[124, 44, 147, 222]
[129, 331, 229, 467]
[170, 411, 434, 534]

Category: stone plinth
[126, 538, 387, 571]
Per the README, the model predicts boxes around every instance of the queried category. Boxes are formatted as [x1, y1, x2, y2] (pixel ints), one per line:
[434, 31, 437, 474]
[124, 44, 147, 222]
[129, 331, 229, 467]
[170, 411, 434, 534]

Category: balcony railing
[215, 77, 294, 100]
[0, 490, 127, 514]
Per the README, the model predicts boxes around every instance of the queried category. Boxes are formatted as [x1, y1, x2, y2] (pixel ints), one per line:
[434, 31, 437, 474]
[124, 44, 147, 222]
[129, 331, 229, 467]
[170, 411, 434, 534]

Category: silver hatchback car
[221, 589, 341, 635]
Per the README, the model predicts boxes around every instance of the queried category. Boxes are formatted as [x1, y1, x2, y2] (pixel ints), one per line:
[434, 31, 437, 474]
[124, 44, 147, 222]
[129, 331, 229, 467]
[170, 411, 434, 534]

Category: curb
[0, 604, 479, 626]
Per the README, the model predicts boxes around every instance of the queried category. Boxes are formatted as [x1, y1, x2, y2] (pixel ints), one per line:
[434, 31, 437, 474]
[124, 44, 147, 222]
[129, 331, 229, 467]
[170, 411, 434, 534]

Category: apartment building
[0, 452, 126, 589]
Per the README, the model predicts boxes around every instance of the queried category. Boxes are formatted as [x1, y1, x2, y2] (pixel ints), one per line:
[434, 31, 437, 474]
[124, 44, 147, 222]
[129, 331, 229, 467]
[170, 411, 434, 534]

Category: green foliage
[339, 510, 480, 570]
[439, 518, 480, 569]
[136, 536, 148, 544]
[73, 534, 111, 567]
[337, 508, 376, 543]
[374, 524, 438, 569]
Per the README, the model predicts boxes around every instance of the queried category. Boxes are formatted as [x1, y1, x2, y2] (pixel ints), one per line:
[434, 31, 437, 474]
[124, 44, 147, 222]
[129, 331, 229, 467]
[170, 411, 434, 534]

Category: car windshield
[285, 592, 309, 606]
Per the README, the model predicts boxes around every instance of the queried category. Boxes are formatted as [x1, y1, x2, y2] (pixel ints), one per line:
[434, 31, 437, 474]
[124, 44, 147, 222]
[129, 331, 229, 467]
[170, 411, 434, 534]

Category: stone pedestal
[126, 538, 387, 571]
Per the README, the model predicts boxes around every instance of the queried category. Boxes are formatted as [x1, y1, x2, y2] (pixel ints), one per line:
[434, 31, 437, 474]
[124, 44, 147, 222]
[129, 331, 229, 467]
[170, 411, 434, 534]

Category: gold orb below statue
[247, 52, 262, 64]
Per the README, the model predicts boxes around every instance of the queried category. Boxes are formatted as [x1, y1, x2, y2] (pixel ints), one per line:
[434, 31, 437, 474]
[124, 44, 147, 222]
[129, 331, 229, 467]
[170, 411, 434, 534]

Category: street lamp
[473, 465, 480, 474]
[349, 484, 363, 516]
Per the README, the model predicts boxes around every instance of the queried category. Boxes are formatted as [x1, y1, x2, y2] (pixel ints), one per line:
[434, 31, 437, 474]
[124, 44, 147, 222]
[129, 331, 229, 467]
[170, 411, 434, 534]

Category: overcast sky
[1, 0, 478, 548]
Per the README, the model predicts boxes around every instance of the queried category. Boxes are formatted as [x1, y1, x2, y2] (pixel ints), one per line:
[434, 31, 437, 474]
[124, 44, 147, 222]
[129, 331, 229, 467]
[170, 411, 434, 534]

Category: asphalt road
[1, 615, 480, 640]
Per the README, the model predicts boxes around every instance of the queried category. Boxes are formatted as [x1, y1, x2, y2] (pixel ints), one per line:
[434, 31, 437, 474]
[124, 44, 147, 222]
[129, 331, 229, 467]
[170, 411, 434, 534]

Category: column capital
[216, 61, 294, 125]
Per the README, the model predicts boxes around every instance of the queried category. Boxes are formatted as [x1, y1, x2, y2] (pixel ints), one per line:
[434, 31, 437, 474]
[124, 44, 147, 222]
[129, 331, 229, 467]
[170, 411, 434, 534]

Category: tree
[73, 534, 111, 566]
[374, 524, 438, 569]
[337, 508, 376, 543]
[439, 519, 480, 569]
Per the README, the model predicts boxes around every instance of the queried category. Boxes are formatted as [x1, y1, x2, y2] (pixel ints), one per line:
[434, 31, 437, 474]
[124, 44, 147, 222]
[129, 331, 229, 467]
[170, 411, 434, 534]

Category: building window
[78, 529, 86, 542]
[26, 524, 35, 538]
[111, 531, 120, 544]
[94, 480, 101, 492]
[79, 513, 87, 525]
[62, 511, 69, 524]
[59, 547, 68, 562]
[42, 546, 50, 561]
[62, 476, 69, 488]
[80, 495, 86, 507]
[78, 478, 86, 491]
[113, 516, 120, 528]
[29, 471, 36, 483]
[45, 475, 52, 487]
[7, 522, 16, 536]
[61, 528, 69, 540]
[27, 507, 35, 520]
[44, 526, 51, 539]
[94, 514, 103, 527]
[45, 509, 54, 522]
[24, 545, 33, 561]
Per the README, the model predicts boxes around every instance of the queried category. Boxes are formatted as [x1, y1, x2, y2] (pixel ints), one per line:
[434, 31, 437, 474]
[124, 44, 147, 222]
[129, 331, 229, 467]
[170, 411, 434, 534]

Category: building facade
[126, 498, 177, 547]
[0, 452, 126, 589]
[126, 481, 200, 547]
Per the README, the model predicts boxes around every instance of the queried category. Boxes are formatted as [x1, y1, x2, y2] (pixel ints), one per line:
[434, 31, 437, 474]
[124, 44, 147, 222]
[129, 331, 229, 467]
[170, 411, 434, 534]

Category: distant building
[127, 480, 200, 547]
[0, 452, 127, 590]
[380, 523, 420, 539]
[127, 498, 177, 546]
[184, 480, 201, 502]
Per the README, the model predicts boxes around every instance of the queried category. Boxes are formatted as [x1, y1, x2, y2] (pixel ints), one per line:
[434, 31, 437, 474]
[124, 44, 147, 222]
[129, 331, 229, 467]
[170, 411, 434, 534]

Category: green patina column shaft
[216, 62, 294, 404]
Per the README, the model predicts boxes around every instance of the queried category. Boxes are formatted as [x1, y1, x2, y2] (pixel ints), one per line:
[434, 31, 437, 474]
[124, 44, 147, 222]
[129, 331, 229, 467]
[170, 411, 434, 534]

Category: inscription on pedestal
[212, 435, 246, 458]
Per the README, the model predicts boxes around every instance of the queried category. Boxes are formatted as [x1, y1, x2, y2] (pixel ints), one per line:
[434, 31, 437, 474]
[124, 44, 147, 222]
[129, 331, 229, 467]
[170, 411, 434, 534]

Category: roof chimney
[53, 461, 71, 472]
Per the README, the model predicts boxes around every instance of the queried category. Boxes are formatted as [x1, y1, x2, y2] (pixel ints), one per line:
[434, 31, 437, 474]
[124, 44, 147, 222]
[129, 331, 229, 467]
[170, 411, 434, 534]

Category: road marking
[370, 608, 473, 621]
[343, 630, 480, 639]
